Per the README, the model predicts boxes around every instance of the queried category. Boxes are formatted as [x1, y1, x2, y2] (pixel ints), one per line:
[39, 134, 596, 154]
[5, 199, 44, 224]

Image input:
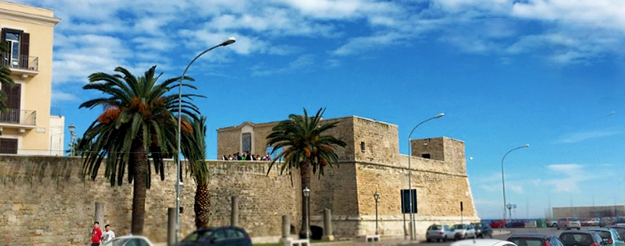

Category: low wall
[0, 156, 299, 246]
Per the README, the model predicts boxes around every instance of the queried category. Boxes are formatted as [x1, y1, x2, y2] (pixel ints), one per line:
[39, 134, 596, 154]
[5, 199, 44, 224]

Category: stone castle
[0, 115, 478, 245]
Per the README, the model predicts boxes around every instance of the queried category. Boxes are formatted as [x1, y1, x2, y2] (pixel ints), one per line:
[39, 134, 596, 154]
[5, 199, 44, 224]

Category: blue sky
[17, 0, 625, 219]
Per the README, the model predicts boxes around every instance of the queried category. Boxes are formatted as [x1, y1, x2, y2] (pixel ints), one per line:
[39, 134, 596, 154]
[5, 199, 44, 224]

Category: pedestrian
[102, 224, 115, 243]
[90, 222, 103, 246]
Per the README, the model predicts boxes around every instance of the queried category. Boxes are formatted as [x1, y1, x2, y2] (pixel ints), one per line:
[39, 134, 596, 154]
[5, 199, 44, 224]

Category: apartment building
[0, 1, 63, 155]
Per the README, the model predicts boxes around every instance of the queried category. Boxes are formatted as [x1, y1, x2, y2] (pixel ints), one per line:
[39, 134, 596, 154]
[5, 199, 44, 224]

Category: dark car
[481, 224, 494, 238]
[472, 223, 483, 238]
[606, 226, 625, 239]
[602, 217, 616, 227]
[178, 226, 252, 246]
[507, 220, 526, 228]
[559, 231, 605, 246]
[508, 234, 564, 246]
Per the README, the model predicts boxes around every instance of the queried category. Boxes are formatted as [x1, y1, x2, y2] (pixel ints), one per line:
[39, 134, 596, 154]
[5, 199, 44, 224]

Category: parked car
[583, 218, 602, 227]
[472, 223, 484, 238]
[547, 219, 558, 228]
[506, 220, 526, 228]
[103, 236, 155, 246]
[606, 226, 625, 239]
[490, 220, 507, 229]
[451, 239, 518, 246]
[616, 217, 625, 227]
[587, 228, 625, 246]
[451, 224, 477, 240]
[480, 224, 494, 238]
[557, 218, 581, 230]
[178, 226, 252, 246]
[559, 231, 605, 246]
[427, 224, 455, 242]
[602, 217, 617, 227]
[507, 234, 564, 246]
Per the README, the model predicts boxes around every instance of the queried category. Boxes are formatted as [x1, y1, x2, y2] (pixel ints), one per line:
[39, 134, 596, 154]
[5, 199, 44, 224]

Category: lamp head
[303, 187, 310, 197]
[221, 37, 236, 46]
[523, 144, 530, 148]
[373, 190, 380, 200]
[435, 113, 445, 118]
[68, 124, 75, 133]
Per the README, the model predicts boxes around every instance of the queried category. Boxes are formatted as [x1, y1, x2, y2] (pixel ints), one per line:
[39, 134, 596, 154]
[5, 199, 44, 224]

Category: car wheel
[464, 234, 467, 239]
[557, 226, 560, 230]
[577, 228, 581, 230]
[427, 238, 431, 242]
[443, 236, 447, 242]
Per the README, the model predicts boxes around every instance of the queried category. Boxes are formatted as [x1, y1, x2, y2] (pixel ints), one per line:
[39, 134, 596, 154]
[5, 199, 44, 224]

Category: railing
[0, 109, 36, 125]
[1, 53, 38, 71]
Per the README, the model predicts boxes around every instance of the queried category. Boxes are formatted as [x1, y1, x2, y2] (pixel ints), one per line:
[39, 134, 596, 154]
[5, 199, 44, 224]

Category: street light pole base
[322, 235, 335, 241]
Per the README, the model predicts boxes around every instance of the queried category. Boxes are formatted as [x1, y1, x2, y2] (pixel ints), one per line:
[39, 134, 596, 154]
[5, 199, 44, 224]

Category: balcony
[1, 53, 38, 77]
[0, 109, 36, 128]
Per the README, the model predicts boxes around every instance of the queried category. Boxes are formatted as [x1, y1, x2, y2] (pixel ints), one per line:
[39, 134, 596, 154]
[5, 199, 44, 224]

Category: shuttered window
[0, 138, 18, 154]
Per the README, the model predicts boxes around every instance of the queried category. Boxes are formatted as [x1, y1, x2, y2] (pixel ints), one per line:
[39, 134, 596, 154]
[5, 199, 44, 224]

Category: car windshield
[612, 228, 625, 239]
[452, 225, 467, 229]
[181, 230, 214, 242]
[429, 225, 442, 230]
[508, 238, 545, 246]
[560, 233, 596, 246]
[590, 231, 612, 240]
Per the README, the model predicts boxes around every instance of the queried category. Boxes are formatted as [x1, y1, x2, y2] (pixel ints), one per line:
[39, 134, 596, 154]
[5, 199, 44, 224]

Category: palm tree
[78, 66, 202, 235]
[266, 108, 347, 238]
[0, 42, 15, 112]
[180, 116, 211, 229]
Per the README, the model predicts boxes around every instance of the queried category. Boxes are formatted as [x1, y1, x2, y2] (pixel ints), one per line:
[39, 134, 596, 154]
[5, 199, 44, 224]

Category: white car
[103, 236, 155, 246]
[451, 224, 477, 240]
[452, 239, 518, 246]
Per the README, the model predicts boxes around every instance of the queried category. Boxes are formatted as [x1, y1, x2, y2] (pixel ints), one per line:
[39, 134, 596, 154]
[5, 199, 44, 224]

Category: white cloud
[51, 90, 79, 102]
[556, 129, 623, 144]
[545, 164, 598, 193]
[332, 33, 404, 56]
[252, 54, 316, 76]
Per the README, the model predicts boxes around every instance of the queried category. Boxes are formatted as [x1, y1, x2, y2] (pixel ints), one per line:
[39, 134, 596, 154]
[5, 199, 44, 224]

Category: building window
[421, 153, 431, 159]
[360, 141, 366, 153]
[1, 28, 30, 69]
[241, 133, 251, 153]
[0, 138, 18, 154]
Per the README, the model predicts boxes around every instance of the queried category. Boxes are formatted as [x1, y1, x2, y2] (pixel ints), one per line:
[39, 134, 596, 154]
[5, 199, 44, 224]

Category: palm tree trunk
[130, 138, 148, 235]
[194, 183, 211, 229]
[299, 161, 311, 239]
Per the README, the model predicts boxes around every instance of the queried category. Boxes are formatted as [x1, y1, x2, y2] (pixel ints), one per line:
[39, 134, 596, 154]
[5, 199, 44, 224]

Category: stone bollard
[167, 208, 176, 246]
[322, 209, 334, 241]
[280, 215, 291, 243]
[231, 197, 238, 227]
[94, 202, 104, 224]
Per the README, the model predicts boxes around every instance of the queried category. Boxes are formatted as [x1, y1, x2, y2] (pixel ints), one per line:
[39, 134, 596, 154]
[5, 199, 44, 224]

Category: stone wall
[0, 156, 299, 245]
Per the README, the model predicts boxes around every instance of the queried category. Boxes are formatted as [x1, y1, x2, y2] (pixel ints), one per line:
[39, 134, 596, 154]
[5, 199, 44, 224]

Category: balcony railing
[1, 53, 38, 72]
[0, 109, 36, 126]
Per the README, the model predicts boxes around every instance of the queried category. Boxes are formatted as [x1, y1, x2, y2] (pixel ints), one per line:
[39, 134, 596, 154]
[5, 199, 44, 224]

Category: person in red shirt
[91, 222, 103, 246]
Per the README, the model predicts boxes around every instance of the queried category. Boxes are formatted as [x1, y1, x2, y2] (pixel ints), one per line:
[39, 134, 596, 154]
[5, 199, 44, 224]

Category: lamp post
[175, 37, 236, 243]
[407, 113, 444, 240]
[68, 124, 76, 156]
[374, 190, 380, 235]
[501, 144, 528, 228]
[301, 187, 311, 239]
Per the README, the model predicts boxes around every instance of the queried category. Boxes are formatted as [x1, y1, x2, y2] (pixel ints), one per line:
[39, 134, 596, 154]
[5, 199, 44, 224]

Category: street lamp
[68, 124, 76, 156]
[407, 112, 444, 240]
[506, 203, 516, 221]
[175, 37, 236, 243]
[501, 144, 528, 228]
[373, 190, 380, 235]
[301, 187, 311, 239]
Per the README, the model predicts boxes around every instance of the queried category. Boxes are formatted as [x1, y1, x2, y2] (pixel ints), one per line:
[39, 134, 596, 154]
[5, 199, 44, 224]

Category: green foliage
[78, 66, 203, 187]
[266, 108, 347, 178]
[180, 116, 209, 185]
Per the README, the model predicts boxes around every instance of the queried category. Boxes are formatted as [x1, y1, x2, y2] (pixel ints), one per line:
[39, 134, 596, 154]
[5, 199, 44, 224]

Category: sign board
[400, 189, 417, 214]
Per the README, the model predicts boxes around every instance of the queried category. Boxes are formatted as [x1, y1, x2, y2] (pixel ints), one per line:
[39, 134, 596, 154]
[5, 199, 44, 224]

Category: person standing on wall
[102, 224, 115, 243]
[91, 222, 103, 246]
